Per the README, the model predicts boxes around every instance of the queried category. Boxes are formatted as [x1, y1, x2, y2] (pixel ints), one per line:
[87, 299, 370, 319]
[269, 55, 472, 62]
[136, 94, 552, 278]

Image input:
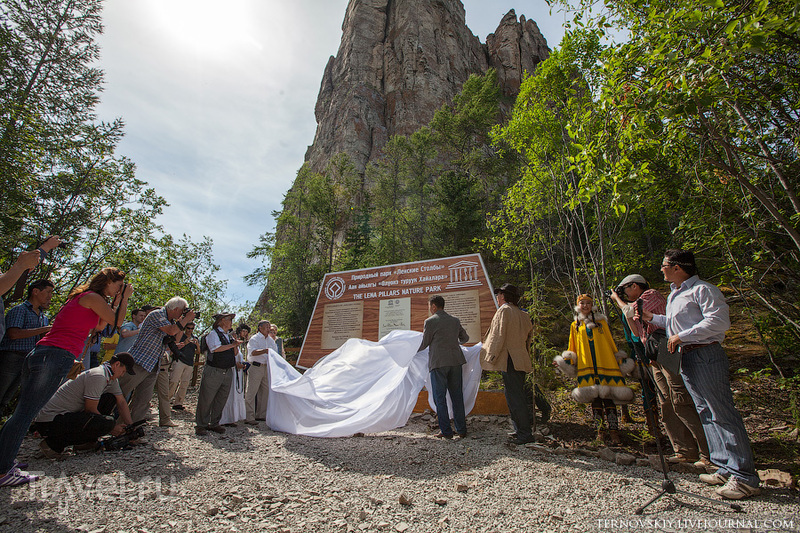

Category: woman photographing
[0, 267, 132, 487]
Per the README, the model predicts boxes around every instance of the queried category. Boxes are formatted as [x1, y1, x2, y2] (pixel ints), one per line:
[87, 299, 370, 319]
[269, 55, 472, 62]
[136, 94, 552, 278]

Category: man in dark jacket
[418, 295, 469, 439]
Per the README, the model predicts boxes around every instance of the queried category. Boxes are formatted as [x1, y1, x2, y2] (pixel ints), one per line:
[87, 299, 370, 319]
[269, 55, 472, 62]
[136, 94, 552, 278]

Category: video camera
[98, 419, 146, 451]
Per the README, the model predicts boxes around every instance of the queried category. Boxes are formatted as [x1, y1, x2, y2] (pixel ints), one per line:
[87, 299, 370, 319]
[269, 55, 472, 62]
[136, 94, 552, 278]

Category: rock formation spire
[304, 0, 550, 173]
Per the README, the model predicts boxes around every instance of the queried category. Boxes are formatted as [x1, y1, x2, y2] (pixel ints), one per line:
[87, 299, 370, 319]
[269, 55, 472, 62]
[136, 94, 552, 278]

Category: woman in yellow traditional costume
[554, 294, 634, 444]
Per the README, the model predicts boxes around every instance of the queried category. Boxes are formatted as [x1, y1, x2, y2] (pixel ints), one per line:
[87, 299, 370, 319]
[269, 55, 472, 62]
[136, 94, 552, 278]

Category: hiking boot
[699, 472, 729, 486]
[73, 441, 98, 453]
[208, 425, 226, 434]
[195, 426, 208, 436]
[40, 440, 65, 460]
[715, 477, 761, 500]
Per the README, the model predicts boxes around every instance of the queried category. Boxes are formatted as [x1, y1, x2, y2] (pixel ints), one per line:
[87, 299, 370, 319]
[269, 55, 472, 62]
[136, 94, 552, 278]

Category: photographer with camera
[0, 236, 62, 342]
[168, 322, 199, 412]
[117, 297, 196, 425]
[0, 266, 131, 487]
[32, 353, 137, 459]
[195, 312, 241, 436]
[609, 274, 709, 467]
[0, 279, 54, 412]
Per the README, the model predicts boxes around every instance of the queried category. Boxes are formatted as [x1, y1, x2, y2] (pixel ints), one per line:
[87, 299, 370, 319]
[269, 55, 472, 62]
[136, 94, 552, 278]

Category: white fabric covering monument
[266, 330, 482, 438]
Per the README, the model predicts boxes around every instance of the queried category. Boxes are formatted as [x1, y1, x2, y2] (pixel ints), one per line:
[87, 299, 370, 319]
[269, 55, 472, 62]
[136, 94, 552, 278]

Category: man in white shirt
[644, 249, 759, 500]
[244, 320, 276, 426]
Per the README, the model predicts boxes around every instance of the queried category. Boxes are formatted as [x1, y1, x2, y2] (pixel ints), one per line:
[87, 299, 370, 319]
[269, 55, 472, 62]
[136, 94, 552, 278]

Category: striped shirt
[128, 308, 172, 372]
[0, 300, 49, 352]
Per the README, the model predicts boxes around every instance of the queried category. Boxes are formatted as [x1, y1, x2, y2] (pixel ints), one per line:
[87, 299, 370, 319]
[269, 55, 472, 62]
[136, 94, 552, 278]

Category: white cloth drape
[266, 330, 482, 437]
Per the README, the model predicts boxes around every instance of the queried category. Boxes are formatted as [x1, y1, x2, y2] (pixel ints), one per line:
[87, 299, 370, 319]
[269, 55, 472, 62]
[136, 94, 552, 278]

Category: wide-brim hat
[212, 312, 235, 323]
[110, 352, 136, 375]
[493, 283, 519, 301]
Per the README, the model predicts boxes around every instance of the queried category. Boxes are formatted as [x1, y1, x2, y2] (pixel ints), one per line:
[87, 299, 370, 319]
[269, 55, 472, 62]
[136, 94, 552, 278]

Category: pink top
[38, 292, 100, 359]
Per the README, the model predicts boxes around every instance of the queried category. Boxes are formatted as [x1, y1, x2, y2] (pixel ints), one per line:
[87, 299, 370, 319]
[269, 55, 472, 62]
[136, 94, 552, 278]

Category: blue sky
[95, 1, 567, 308]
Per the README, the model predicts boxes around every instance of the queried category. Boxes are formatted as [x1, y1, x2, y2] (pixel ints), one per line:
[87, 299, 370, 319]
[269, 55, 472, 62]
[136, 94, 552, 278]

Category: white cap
[616, 274, 647, 288]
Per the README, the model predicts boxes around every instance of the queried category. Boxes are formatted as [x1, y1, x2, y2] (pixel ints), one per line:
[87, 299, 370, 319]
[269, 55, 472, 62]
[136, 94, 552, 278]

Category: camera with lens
[99, 420, 146, 451]
[182, 308, 200, 319]
[604, 286, 629, 302]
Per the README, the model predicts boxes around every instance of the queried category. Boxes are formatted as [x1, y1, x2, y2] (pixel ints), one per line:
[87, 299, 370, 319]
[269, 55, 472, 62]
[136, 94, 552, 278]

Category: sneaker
[715, 477, 761, 500]
[699, 472, 729, 485]
[40, 440, 65, 460]
[0, 467, 39, 487]
[667, 454, 696, 464]
[693, 457, 713, 468]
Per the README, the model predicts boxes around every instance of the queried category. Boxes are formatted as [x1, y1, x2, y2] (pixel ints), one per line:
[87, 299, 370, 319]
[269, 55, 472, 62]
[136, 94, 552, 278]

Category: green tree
[492, 31, 635, 312]
[0, 0, 125, 252]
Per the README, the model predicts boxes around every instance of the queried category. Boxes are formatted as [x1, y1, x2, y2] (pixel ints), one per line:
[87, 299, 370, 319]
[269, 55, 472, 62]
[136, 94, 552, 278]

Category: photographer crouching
[33, 353, 137, 458]
[117, 298, 196, 428]
[609, 274, 709, 467]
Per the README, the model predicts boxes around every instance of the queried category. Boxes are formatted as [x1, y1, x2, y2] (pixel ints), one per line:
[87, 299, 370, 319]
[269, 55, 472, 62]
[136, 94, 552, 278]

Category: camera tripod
[628, 336, 743, 514]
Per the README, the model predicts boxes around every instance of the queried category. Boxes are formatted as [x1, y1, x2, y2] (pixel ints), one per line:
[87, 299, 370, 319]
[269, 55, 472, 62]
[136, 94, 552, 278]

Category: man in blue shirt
[0, 279, 54, 411]
[644, 249, 760, 500]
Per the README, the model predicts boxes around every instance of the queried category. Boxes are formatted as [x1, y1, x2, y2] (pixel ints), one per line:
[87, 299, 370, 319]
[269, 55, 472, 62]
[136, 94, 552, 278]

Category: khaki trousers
[156, 355, 172, 424]
[118, 363, 159, 423]
[169, 360, 193, 406]
[652, 364, 709, 459]
[195, 365, 233, 428]
[244, 362, 270, 422]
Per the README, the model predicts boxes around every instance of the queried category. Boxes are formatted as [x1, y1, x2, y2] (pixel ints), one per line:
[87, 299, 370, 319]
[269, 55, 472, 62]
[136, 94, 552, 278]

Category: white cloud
[95, 1, 565, 308]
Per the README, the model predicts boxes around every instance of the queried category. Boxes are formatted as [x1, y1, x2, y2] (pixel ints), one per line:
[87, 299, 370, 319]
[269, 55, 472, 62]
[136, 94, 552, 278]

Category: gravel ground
[1, 390, 798, 533]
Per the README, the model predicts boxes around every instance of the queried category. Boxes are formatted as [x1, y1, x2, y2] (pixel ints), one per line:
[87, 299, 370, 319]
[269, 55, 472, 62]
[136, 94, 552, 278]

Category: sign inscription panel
[298, 254, 497, 368]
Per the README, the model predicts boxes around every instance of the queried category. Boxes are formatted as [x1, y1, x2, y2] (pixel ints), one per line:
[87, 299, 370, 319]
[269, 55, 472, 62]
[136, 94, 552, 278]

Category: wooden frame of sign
[297, 253, 498, 369]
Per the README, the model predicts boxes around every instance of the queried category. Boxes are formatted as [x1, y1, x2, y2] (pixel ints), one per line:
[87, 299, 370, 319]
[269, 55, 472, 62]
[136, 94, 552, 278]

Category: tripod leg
[635, 489, 670, 515]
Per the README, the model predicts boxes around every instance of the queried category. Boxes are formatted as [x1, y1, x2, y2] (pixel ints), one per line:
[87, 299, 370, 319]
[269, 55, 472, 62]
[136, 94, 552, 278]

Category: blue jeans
[0, 350, 28, 411]
[0, 345, 76, 473]
[430, 365, 466, 436]
[680, 343, 759, 487]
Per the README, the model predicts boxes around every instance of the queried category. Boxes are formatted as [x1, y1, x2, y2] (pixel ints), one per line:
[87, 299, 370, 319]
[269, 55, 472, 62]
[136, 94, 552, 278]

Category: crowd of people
[421, 250, 761, 502]
[0, 237, 288, 487]
[0, 240, 761, 501]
